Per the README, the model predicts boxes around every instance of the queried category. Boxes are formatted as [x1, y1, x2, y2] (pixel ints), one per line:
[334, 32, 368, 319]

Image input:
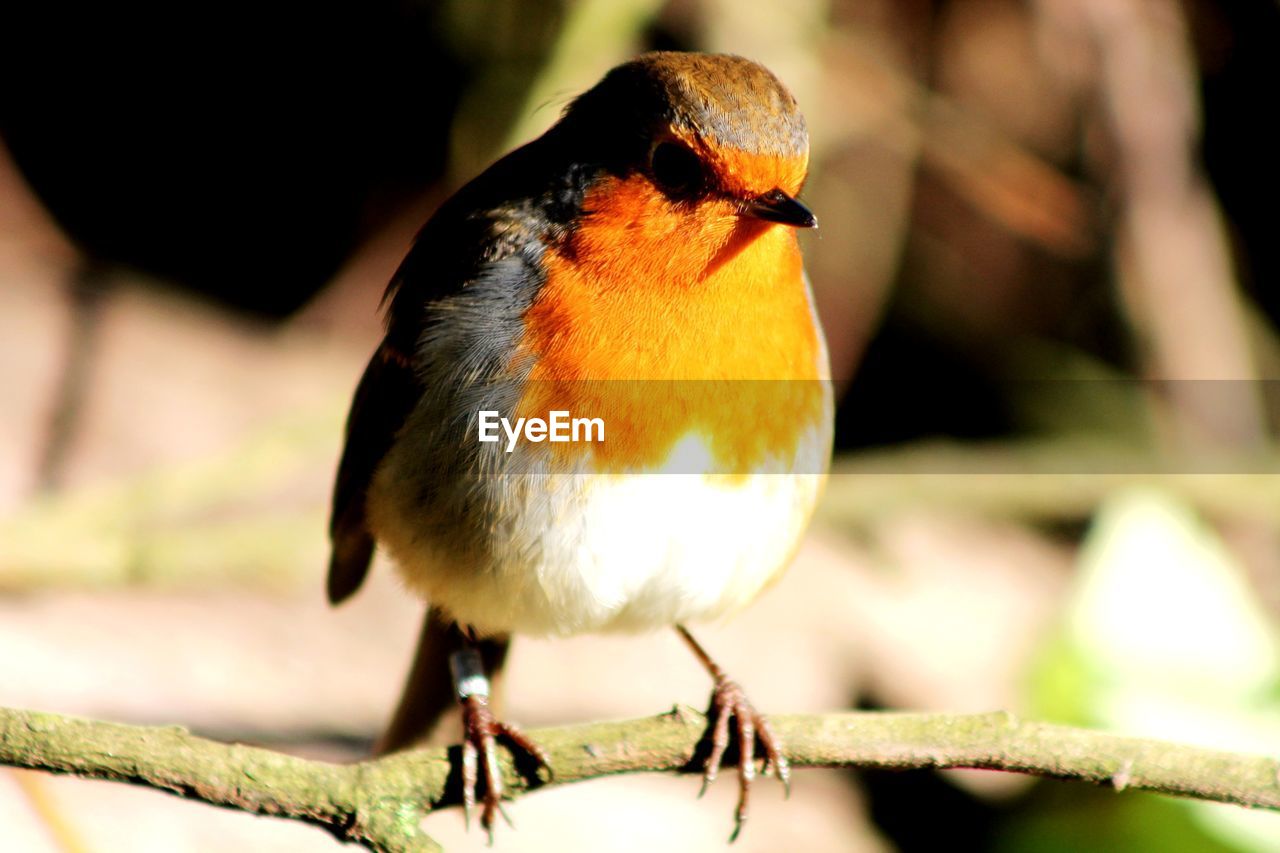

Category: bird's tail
[375, 606, 511, 755]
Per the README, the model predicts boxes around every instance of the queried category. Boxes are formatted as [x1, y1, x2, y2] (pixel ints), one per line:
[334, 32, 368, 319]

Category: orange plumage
[520, 158, 825, 474]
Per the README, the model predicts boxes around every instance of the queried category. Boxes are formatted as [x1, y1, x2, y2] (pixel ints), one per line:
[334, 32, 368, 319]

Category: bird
[327, 50, 832, 840]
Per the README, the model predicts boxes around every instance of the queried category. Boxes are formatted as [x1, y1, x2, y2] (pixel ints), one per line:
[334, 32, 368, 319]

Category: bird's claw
[699, 677, 789, 842]
[458, 693, 550, 838]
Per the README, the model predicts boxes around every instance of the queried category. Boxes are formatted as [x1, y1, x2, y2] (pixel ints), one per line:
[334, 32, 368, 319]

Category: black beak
[743, 188, 817, 228]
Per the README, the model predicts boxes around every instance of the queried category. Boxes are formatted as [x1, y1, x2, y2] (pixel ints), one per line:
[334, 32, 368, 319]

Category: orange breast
[517, 171, 825, 474]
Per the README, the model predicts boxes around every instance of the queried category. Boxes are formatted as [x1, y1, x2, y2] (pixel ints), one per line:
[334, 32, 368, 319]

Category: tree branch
[3, 705, 1278, 852]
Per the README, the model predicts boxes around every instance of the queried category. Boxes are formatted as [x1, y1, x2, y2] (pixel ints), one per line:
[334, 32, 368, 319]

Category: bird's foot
[458, 694, 550, 841]
[697, 676, 790, 842]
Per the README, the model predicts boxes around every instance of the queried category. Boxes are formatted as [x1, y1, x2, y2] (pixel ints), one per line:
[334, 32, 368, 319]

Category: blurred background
[1, 0, 1278, 850]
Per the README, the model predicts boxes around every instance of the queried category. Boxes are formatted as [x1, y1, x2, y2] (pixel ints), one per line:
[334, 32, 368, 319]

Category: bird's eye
[649, 141, 706, 198]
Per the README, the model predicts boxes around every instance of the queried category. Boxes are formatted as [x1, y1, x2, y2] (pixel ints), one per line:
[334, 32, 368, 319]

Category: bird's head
[552, 52, 816, 274]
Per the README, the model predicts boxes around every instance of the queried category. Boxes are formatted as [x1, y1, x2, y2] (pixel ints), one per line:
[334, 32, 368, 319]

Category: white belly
[371, 430, 829, 637]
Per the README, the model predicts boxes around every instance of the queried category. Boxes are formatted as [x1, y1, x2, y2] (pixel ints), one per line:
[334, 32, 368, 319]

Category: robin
[327, 51, 832, 839]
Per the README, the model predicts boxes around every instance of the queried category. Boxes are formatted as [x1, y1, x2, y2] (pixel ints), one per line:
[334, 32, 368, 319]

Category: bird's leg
[449, 636, 549, 840]
[675, 625, 789, 841]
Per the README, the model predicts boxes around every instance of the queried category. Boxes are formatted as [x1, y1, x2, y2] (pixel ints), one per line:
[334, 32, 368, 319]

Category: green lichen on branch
[4, 705, 1280, 852]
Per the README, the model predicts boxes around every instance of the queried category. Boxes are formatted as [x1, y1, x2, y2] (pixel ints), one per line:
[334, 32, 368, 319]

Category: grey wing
[327, 155, 553, 605]
[327, 342, 422, 604]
